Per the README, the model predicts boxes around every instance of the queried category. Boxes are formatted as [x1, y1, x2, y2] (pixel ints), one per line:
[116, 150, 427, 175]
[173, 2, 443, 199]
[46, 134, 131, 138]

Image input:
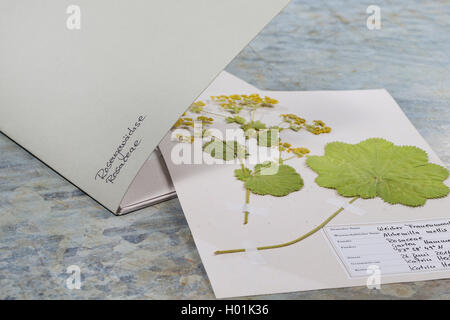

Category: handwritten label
[95, 115, 146, 184]
[325, 219, 450, 277]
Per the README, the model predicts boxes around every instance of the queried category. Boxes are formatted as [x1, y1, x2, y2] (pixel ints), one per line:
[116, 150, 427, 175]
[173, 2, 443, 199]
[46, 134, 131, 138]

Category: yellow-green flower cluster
[173, 116, 214, 128]
[190, 101, 206, 113]
[281, 113, 331, 135]
[281, 114, 306, 126]
[175, 133, 195, 144]
[278, 142, 291, 151]
[279, 142, 310, 157]
[210, 94, 279, 114]
[306, 120, 332, 135]
[173, 117, 194, 128]
[290, 147, 311, 157]
[196, 116, 214, 125]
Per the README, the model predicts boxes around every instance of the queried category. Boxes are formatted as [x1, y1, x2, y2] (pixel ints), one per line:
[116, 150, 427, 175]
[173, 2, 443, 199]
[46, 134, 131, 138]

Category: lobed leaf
[203, 139, 248, 161]
[306, 138, 450, 206]
[244, 164, 304, 197]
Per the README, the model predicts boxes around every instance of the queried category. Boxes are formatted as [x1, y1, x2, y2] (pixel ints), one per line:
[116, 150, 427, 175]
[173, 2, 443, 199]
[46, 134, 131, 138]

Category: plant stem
[244, 212, 249, 225]
[201, 110, 227, 118]
[243, 189, 250, 225]
[215, 196, 359, 255]
[280, 155, 297, 163]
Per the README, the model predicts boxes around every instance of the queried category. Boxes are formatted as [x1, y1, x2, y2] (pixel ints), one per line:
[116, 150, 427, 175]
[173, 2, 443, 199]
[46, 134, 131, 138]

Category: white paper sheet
[159, 74, 450, 298]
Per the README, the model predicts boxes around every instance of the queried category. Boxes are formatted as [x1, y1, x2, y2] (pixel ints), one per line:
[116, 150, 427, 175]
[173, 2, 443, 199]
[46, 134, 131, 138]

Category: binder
[0, 0, 291, 214]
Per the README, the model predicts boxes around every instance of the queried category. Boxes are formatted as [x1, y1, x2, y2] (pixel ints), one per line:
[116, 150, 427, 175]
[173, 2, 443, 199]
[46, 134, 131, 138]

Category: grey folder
[0, 0, 291, 214]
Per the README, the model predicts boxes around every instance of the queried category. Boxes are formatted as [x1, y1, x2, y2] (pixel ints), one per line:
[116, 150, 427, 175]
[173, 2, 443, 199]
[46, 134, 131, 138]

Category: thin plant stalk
[244, 189, 250, 225]
[201, 110, 227, 118]
[214, 196, 359, 255]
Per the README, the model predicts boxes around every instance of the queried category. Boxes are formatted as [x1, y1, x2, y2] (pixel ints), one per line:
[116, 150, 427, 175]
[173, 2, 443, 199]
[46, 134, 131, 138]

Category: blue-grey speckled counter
[1, 0, 449, 299]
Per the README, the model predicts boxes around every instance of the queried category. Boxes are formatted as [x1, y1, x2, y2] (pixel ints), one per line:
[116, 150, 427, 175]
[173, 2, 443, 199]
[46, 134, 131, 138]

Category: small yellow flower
[196, 116, 214, 125]
[264, 96, 278, 104]
[173, 118, 183, 128]
[298, 148, 310, 154]
[290, 147, 310, 157]
[282, 114, 305, 124]
[193, 101, 206, 107]
[313, 120, 325, 127]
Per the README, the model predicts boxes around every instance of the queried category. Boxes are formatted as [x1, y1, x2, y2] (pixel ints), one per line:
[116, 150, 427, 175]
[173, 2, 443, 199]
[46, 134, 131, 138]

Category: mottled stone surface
[1, 0, 449, 299]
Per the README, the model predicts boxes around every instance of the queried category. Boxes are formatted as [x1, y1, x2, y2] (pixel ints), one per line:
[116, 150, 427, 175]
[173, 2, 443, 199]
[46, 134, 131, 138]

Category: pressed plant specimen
[214, 138, 450, 255]
[171, 93, 331, 225]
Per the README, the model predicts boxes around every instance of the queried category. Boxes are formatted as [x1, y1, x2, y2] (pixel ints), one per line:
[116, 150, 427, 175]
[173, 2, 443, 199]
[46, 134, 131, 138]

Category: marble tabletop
[1, 0, 449, 299]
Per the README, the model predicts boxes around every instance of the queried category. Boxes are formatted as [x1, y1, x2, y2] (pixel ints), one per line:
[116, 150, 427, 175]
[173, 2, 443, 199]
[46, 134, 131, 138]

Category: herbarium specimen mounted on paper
[171, 93, 331, 225]
[214, 138, 450, 255]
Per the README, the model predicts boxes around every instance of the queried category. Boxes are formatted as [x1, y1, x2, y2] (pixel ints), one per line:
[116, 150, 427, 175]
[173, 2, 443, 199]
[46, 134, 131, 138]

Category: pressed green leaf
[223, 105, 243, 114]
[241, 120, 267, 132]
[306, 138, 450, 207]
[225, 116, 246, 125]
[245, 164, 304, 197]
[190, 105, 204, 113]
[203, 139, 248, 161]
[234, 168, 252, 182]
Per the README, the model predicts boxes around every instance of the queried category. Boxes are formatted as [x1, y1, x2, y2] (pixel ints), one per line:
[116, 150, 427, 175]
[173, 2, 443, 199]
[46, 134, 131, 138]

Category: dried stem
[243, 189, 250, 225]
[215, 196, 359, 255]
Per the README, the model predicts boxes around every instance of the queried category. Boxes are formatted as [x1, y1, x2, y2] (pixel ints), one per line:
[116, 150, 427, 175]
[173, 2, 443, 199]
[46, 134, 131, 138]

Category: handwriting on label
[95, 115, 146, 184]
[325, 219, 450, 277]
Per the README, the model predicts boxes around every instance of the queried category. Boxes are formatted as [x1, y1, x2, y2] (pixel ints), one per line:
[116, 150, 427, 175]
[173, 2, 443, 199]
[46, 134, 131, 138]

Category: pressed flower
[196, 116, 214, 125]
[171, 92, 336, 229]
[313, 120, 325, 127]
[264, 96, 279, 104]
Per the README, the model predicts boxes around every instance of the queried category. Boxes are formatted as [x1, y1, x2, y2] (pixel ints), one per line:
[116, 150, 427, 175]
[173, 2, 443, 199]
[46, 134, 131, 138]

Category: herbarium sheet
[159, 72, 450, 298]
